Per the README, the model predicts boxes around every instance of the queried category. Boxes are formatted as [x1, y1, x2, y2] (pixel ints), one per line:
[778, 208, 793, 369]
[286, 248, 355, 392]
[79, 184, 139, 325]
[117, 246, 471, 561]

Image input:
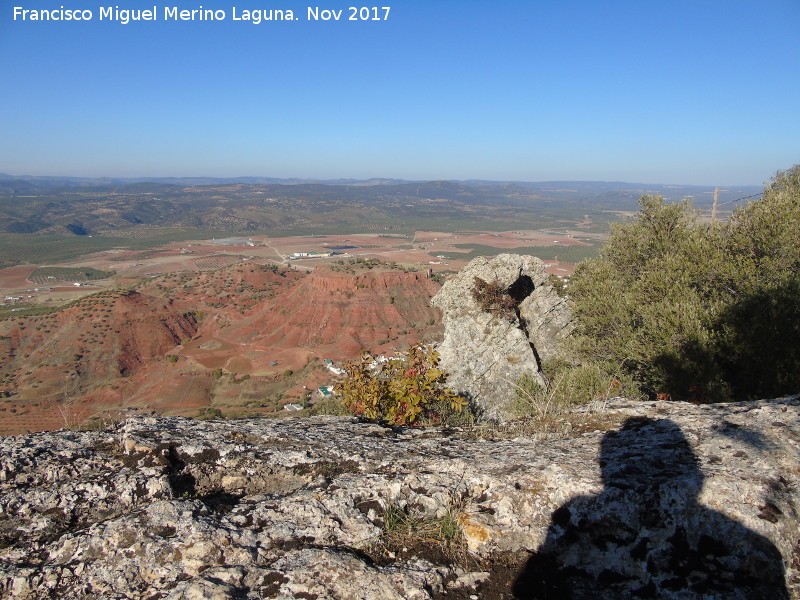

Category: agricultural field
[28, 266, 114, 285]
[192, 254, 245, 270]
[0, 227, 593, 317]
[0, 228, 256, 269]
[1, 177, 756, 270]
[439, 243, 599, 263]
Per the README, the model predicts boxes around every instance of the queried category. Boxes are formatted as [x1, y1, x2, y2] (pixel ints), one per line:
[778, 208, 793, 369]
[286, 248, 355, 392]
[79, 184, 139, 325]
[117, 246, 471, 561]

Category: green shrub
[308, 396, 350, 416]
[197, 407, 223, 420]
[567, 165, 800, 402]
[340, 344, 472, 426]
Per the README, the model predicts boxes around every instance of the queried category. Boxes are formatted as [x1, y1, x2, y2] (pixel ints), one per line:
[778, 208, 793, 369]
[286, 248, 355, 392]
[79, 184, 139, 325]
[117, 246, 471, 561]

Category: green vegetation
[197, 407, 224, 420]
[0, 288, 131, 320]
[29, 266, 114, 284]
[0, 304, 59, 319]
[513, 359, 640, 419]
[442, 243, 600, 262]
[308, 395, 351, 417]
[565, 165, 800, 403]
[0, 229, 252, 267]
[340, 344, 472, 426]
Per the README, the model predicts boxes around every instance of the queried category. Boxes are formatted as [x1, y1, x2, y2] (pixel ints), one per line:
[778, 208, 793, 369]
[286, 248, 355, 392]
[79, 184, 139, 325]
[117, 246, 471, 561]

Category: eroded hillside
[0, 263, 442, 434]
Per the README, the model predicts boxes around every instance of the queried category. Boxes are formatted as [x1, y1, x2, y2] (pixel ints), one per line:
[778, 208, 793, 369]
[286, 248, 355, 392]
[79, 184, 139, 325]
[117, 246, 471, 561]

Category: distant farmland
[436, 243, 600, 262]
[192, 255, 245, 270]
[28, 266, 114, 285]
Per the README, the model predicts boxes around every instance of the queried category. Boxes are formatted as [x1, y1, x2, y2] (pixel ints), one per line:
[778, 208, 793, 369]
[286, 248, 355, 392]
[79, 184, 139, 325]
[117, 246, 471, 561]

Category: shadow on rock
[513, 417, 788, 599]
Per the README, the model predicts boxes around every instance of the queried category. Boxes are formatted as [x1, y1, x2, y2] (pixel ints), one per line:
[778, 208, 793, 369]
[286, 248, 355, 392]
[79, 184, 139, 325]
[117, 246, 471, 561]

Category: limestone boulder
[431, 254, 572, 421]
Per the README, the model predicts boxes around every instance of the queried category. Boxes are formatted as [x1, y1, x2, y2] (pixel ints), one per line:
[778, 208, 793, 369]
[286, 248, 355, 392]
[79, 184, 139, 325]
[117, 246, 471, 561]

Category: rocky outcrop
[431, 254, 573, 421]
[1, 396, 798, 599]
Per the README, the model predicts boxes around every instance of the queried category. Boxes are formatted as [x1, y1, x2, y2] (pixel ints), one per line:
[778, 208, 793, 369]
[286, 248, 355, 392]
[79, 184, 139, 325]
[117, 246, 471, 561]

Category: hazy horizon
[0, 171, 771, 189]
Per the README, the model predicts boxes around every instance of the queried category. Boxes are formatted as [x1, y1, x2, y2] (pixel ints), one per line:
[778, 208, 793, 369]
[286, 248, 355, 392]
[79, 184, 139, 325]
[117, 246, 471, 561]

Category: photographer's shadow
[513, 417, 788, 599]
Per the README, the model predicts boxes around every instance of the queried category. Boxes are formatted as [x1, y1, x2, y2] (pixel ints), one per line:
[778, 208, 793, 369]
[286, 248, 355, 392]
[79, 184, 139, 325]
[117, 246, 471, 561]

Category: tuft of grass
[371, 487, 471, 568]
[510, 358, 640, 421]
[307, 396, 350, 416]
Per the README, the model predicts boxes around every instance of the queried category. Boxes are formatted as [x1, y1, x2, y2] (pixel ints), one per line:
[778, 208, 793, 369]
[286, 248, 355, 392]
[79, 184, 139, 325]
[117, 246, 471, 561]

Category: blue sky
[1, 0, 798, 185]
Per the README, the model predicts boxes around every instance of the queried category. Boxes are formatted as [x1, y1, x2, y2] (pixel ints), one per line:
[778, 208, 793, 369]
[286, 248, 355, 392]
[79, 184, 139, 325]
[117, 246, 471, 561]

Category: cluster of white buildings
[289, 251, 340, 260]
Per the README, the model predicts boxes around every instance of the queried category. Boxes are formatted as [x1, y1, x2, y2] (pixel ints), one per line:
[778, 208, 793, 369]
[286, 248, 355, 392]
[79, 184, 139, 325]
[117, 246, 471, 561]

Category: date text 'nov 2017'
[308, 6, 391, 21]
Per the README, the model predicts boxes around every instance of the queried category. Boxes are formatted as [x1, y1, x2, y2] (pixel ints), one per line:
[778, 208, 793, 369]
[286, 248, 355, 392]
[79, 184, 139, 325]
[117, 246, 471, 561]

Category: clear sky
[1, 0, 798, 185]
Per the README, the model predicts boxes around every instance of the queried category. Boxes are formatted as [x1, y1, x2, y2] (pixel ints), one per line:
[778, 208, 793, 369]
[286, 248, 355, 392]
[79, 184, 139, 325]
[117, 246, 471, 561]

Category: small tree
[340, 344, 470, 426]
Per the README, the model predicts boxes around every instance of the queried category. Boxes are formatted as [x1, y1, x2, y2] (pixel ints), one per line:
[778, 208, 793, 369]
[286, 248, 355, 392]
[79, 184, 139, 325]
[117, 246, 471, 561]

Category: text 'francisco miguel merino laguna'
[13, 6, 391, 24]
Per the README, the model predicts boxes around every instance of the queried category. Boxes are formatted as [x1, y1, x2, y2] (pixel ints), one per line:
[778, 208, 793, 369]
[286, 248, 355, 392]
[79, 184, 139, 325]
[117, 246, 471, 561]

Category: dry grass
[462, 408, 626, 441]
[368, 495, 473, 568]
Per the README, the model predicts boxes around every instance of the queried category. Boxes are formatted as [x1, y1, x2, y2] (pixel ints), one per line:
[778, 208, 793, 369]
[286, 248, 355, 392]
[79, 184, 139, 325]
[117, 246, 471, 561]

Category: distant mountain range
[0, 173, 411, 187]
[0, 172, 763, 206]
[0, 173, 764, 247]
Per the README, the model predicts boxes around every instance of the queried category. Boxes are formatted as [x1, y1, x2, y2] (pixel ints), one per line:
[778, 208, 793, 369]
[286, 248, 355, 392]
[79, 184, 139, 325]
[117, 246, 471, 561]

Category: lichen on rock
[0, 397, 798, 598]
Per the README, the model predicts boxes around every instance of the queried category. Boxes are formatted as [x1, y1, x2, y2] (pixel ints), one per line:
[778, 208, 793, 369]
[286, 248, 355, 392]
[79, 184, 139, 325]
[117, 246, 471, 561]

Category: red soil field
[0, 265, 37, 292]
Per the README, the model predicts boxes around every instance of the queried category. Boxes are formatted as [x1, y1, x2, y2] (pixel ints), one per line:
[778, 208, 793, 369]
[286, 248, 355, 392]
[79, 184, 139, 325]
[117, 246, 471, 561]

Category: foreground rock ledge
[1, 397, 799, 599]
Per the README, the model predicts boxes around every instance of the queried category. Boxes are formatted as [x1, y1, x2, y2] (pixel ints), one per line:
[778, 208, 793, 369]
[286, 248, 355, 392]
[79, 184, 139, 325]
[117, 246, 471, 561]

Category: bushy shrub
[340, 344, 471, 426]
[567, 165, 800, 402]
[197, 407, 223, 420]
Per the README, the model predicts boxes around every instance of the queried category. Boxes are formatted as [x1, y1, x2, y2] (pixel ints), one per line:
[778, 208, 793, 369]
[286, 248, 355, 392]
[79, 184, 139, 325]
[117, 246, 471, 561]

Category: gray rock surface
[0, 397, 799, 599]
[431, 254, 572, 421]
[518, 284, 573, 362]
